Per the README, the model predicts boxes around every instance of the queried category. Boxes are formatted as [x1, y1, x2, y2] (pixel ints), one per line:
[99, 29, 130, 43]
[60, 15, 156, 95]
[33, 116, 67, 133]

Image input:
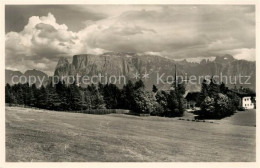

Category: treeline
[195, 78, 241, 119]
[5, 80, 186, 117]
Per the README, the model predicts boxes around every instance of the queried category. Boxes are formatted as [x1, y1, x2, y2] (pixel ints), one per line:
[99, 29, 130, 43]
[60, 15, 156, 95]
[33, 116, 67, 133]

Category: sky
[5, 5, 255, 75]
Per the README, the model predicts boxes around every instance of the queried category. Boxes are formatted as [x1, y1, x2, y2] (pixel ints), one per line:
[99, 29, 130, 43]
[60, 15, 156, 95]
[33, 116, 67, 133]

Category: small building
[230, 90, 256, 109]
[237, 93, 256, 109]
[185, 92, 200, 109]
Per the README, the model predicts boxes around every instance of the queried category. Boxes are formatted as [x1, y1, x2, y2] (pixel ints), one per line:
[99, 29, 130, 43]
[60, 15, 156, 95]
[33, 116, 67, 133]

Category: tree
[46, 82, 62, 110]
[5, 84, 16, 104]
[134, 79, 145, 90]
[215, 93, 235, 118]
[12, 83, 25, 105]
[155, 91, 168, 113]
[166, 90, 178, 117]
[208, 77, 220, 98]
[103, 83, 122, 109]
[87, 83, 97, 92]
[81, 90, 92, 110]
[66, 82, 82, 111]
[55, 80, 68, 110]
[151, 102, 164, 116]
[200, 96, 215, 118]
[28, 84, 36, 107]
[85, 83, 106, 109]
[199, 93, 236, 119]
[240, 87, 255, 94]
[121, 80, 135, 109]
[152, 85, 158, 93]
[22, 83, 31, 106]
[98, 82, 104, 94]
[226, 91, 240, 109]
[197, 79, 209, 106]
[132, 89, 157, 114]
[37, 86, 47, 108]
[92, 90, 106, 109]
[5, 84, 12, 103]
[220, 82, 228, 94]
[175, 82, 185, 116]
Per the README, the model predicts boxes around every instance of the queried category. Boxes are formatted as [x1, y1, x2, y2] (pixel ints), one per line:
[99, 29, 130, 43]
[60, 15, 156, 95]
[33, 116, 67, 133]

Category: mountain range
[5, 69, 49, 87]
[6, 53, 256, 92]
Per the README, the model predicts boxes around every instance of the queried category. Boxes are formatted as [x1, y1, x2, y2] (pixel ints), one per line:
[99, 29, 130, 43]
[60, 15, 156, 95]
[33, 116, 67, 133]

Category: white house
[231, 90, 256, 109]
[240, 96, 255, 109]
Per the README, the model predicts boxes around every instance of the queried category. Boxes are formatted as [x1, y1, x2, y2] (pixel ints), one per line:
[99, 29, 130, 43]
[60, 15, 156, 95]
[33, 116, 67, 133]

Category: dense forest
[5, 77, 254, 119]
[5, 79, 186, 117]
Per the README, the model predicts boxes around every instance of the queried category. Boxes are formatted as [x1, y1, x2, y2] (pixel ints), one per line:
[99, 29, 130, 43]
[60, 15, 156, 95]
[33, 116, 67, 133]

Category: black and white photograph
[1, 1, 259, 167]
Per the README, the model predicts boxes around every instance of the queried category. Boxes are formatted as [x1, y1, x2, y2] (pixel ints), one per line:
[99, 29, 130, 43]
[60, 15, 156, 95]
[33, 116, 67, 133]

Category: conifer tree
[197, 79, 209, 106]
[134, 79, 145, 90]
[28, 84, 36, 107]
[208, 77, 220, 98]
[46, 82, 62, 110]
[13, 83, 24, 105]
[121, 80, 135, 109]
[103, 83, 121, 109]
[22, 83, 31, 106]
[5, 84, 13, 104]
[220, 82, 228, 94]
[152, 85, 158, 93]
[55, 80, 68, 110]
[38, 86, 47, 108]
[67, 81, 82, 111]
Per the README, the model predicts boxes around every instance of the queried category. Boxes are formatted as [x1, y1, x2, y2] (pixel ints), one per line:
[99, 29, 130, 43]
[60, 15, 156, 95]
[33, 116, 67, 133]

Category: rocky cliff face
[6, 53, 255, 91]
[54, 53, 256, 91]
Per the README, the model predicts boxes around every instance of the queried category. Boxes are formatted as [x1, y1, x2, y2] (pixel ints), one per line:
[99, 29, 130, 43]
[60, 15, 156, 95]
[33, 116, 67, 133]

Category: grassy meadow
[6, 106, 255, 162]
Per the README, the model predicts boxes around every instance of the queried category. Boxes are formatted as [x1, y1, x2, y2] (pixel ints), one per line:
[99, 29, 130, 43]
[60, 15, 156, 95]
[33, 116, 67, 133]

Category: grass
[6, 106, 255, 162]
[208, 109, 256, 127]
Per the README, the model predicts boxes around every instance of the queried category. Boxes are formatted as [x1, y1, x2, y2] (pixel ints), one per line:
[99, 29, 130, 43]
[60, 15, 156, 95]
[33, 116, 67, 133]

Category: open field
[209, 109, 256, 127]
[181, 109, 256, 127]
[6, 106, 255, 162]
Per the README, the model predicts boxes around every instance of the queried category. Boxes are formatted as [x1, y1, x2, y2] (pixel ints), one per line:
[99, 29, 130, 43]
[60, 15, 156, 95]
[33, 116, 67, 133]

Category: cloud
[232, 48, 255, 61]
[5, 13, 79, 75]
[76, 5, 255, 58]
[5, 5, 255, 75]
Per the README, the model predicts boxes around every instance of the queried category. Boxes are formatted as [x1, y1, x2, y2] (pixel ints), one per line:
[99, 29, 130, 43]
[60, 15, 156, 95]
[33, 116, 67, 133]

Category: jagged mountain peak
[53, 53, 255, 91]
[56, 57, 70, 68]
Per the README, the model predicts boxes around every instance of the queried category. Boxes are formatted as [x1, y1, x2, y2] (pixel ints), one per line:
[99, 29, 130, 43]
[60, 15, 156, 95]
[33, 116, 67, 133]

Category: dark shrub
[237, 106, 245, 111]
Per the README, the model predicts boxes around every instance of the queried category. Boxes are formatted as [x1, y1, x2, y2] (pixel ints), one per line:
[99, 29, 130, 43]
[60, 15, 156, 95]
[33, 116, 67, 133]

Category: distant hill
[5, 69, 49, 87]
[5, 69, 23, 84]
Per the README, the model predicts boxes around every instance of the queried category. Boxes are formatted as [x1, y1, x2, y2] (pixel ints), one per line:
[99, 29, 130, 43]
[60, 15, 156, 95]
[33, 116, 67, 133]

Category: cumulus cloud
[5, 5, 255, 75]
[6, 13, 80, 75]
[233, 48, 255, 61]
